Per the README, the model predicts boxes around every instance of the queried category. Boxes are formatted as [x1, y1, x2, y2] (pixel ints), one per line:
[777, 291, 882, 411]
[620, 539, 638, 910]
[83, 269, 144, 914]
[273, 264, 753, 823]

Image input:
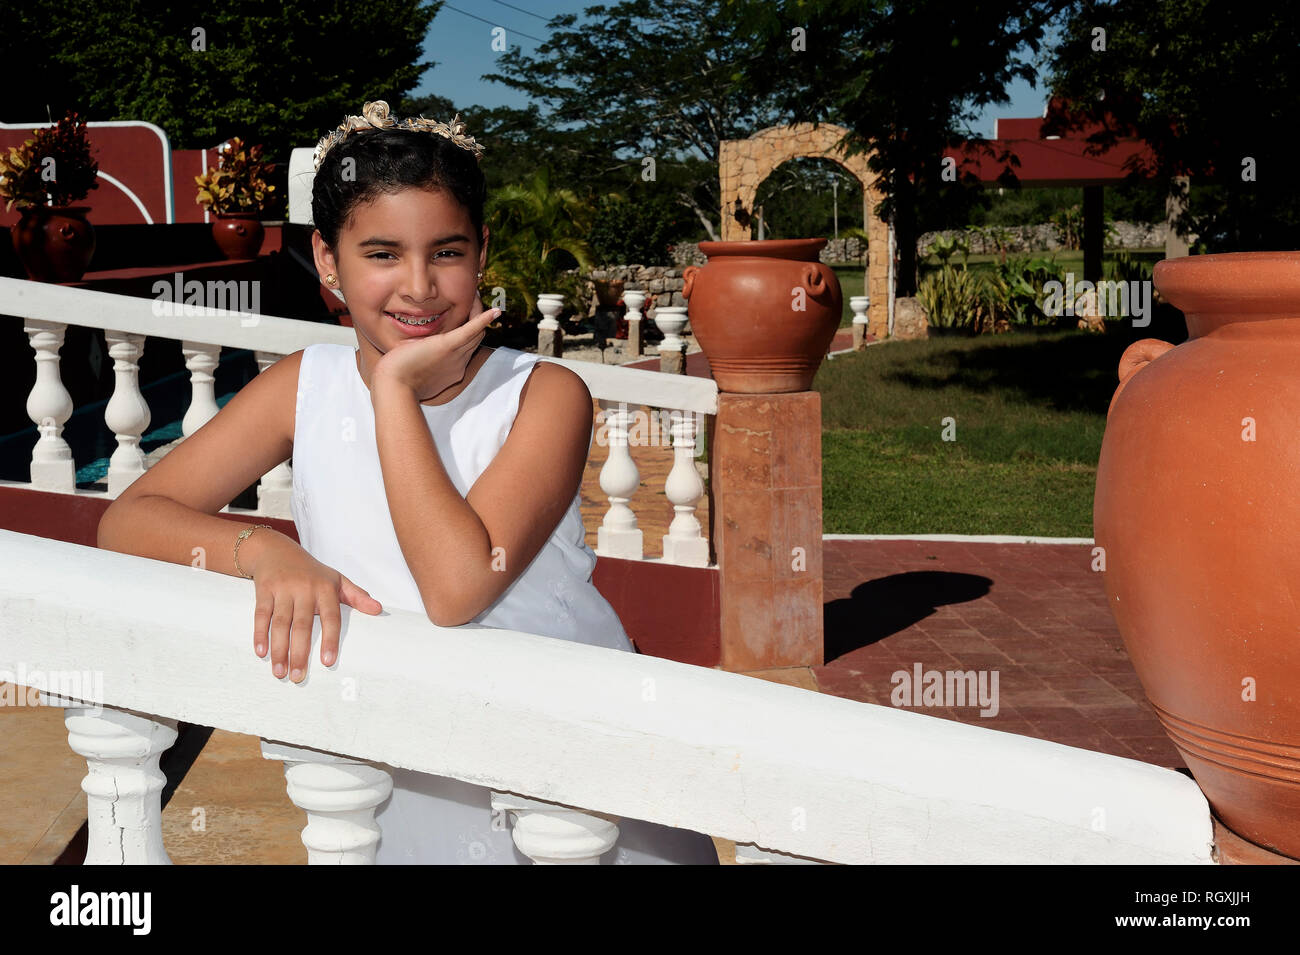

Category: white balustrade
[2, 276, 717, 566]
[262, 741, 393, 864]
[595, 398, 643, 559]
[661, 409, 709, 566]
[491, 790, 621, 864]
[0, 528, 1222, 866]
[63, 704, 178, 865]
[24, 318, 75, 492]
[180, 340, 221, 436]
[104, 330, 150, 498]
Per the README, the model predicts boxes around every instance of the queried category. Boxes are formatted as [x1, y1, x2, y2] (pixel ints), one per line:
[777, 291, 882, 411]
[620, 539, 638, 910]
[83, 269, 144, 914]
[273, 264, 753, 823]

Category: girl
[226, 101, 719, 864]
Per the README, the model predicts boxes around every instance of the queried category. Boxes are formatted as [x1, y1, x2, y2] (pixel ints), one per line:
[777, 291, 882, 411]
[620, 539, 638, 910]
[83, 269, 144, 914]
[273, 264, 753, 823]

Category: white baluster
[661, 409, 710, 566]
[64, 705, 178, 865]
[734, 843, 827, 865]
[24, 319, 76, 492]
[103, 330, 151, 498]
[262, 741, 393, 865]
[253, 350, 293, 518]
[180, 340, 221, 437]
[491, 790, 620, 865]
[595, 399, 643, 559]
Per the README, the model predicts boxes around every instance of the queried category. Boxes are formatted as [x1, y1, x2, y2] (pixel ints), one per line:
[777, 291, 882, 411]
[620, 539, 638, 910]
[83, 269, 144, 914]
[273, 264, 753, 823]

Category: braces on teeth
[390, 312, 439, 326]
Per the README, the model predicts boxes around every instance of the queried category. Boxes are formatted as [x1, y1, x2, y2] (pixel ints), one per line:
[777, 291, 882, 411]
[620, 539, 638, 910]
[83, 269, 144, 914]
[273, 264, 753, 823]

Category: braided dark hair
[311, 126, 487, 250]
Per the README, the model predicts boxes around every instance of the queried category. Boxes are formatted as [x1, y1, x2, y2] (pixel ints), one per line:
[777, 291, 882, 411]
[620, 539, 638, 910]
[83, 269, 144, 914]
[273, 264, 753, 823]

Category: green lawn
[810, 323, 1179, 536]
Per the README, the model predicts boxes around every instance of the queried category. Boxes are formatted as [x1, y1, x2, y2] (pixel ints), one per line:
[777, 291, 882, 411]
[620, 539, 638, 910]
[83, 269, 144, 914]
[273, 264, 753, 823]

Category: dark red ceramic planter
[12, 206, 96, 282]
[212, 212, 265, 259]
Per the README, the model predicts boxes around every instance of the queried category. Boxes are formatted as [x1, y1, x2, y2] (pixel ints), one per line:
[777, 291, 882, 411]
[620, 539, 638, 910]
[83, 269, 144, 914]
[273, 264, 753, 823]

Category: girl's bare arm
[97, 350, 304, 576]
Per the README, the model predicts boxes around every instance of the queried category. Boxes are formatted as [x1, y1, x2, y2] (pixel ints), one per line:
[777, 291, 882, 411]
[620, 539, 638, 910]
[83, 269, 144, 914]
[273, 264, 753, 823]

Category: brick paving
[818, 539, 1183, 769]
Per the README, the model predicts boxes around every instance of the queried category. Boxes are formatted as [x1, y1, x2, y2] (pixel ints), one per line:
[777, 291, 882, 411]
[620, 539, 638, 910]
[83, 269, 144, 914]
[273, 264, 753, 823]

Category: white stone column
[491, 790, 620, 864]
[262, 741, 393, 865]
[734, 843, 827, 865]
[24, 319, 76, 492]
[661, 409, 709, 567]
[103, 330, 151, 498]
[180, 341, 221, 437]
[63, 705, 178, 865]
[595, 399, 643, 559]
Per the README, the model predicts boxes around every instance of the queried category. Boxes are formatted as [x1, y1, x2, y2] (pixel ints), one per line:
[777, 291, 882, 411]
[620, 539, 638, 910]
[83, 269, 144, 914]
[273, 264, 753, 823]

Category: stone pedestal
[627, 318, 643, 357]
[660, 349, 684, 375]
[538, 326, 564, 358]
[711, 392, 824, 670]
[852, 323, 866, 350]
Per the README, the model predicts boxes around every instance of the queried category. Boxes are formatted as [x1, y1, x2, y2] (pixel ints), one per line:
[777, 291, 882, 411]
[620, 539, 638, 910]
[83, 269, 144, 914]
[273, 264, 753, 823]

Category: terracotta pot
[1094, 251, 1300, 859]
[212, 212, 265, 259]
[682, 238, 842, 393]
[11, 206, 96, 282]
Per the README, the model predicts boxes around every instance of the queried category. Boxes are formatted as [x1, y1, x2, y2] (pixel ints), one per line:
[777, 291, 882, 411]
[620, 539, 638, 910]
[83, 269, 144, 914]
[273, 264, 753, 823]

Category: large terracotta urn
[1094, 251, 1300, 859]
[682, 238, 842, 393]
[11, 206, 96, 282]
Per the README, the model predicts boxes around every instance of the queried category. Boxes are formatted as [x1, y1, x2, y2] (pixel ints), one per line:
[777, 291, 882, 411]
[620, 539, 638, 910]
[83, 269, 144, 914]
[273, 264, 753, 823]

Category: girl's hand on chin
[372, 302, 500, 402]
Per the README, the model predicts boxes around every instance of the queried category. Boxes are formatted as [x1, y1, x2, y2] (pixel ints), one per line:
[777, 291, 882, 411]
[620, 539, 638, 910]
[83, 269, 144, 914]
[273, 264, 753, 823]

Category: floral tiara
[312, 100, 485, 173]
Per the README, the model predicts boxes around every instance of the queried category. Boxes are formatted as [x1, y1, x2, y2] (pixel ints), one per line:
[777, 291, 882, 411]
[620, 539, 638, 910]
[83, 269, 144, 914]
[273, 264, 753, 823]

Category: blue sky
[418, 1, 1052, 140]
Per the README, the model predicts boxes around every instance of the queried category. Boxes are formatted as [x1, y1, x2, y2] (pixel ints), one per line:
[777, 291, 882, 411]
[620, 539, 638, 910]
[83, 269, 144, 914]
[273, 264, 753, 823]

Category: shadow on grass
[824, 570, 992, 664]
[878, 305, 1189, 416]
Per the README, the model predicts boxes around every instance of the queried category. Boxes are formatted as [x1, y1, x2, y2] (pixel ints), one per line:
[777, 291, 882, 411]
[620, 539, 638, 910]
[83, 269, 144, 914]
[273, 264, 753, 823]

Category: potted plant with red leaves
[195, 137, 277, 259]
[0, 110, 100, 282]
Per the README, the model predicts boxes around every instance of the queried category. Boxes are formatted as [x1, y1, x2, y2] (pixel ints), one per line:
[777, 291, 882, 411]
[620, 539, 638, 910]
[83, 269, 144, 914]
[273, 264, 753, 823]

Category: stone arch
[719, 122, 889, 340]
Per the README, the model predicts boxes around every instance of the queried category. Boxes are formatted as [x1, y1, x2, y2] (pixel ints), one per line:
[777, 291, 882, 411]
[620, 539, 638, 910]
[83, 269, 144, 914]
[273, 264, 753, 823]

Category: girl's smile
[312, 186, 490, 391]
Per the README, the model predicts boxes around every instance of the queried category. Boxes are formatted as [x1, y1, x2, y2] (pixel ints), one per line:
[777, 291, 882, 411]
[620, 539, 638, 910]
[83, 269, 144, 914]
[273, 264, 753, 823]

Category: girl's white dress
[276, 342, 719, 864]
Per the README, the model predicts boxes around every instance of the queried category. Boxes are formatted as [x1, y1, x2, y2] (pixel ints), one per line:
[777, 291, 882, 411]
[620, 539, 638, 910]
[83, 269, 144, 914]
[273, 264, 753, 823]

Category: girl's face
[312, 186, 489, 365]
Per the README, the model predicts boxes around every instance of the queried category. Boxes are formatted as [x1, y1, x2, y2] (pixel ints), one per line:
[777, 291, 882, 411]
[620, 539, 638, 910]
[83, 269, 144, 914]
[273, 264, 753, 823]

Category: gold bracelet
[234, 524, 272, 579]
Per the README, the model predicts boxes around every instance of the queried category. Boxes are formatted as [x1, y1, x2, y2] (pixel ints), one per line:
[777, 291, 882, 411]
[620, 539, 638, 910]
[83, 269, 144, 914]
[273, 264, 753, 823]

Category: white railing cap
[0, 275, 354, 353]
[0, 528, 1213, 864]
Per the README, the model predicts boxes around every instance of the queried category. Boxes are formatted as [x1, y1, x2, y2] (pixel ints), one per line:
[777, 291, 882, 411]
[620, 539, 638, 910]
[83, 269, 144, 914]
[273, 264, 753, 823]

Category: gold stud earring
[324, 273, 338, 287]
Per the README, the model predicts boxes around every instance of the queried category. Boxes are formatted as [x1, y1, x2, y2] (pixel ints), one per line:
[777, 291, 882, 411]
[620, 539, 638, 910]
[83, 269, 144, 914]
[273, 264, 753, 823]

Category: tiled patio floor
[818, 538, 1183, 769]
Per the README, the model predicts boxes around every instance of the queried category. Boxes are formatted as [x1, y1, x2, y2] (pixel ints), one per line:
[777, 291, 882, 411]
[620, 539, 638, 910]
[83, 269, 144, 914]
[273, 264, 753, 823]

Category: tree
[0, 0, 438, 181]
[726, 0, 1068, 296]
[481, 0, 789, 240]
[1044, 0, 1300, 252]
[484, 166, 596, 323]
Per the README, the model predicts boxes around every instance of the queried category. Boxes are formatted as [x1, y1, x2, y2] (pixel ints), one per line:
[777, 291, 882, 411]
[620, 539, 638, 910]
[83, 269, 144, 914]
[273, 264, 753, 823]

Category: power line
[442, 3, 549, 44]
[487, 0, 553, 22]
